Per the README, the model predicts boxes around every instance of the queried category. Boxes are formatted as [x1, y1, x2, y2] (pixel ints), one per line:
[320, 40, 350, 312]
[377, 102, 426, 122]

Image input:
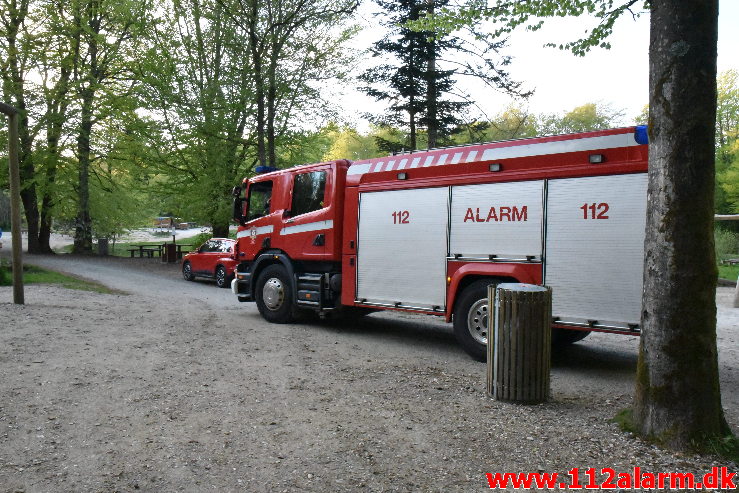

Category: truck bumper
[231, 275, 252, 302]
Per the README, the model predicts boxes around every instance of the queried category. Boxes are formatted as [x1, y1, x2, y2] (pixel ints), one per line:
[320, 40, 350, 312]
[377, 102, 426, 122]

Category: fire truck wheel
[215, 266, 230, 288]
[552, 328, 591, 345]
[255, 264, 296, 323]
[182, 261, 195, 281]
[453, 280, 495, 361]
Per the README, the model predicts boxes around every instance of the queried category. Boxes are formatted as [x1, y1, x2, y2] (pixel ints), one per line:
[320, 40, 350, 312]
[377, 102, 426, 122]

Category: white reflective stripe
[436, 154, 448, 165]
[451, 152, 464, 164]
[410, 157, 422, 168]
[465, 150, 478, 162]
[398, 158, 408, 169]
[480, 133, 637, 162]
[386, 160, 396, 171]
[280, 220, 333, 236]
[347, 163, 371, 176]
[423, 156, 435, 167]
[236, 225, 273, 238]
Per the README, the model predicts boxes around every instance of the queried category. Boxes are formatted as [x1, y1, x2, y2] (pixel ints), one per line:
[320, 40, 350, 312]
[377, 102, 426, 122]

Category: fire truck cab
[231, 126, 649, 360]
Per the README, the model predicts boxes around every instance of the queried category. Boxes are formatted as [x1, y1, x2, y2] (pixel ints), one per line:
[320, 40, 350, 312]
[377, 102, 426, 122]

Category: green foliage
[539, 103, 624, 135]
[612, 408, 636, 434]
[718, 264, 739, 281]
[449, 102, 624, 145]
[409, 0, 649, 57]
[187, 232, 213, 250]
[0, 258, 10, 285]
[717, 141, 739, 213]
[705, 434, 739, 464]
[714, 228, 738, 261]
[0, 191, 10, 230]
[717, 69, 739, 148]
[134, 0, 357, 236]
[320, 123, 384, 161]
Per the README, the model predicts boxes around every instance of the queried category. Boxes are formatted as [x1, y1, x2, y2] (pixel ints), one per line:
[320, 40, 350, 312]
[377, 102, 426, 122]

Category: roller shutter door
[356, 187, 448, 310]
[545, 173, 647, 327]
[450, 180, 544, 260]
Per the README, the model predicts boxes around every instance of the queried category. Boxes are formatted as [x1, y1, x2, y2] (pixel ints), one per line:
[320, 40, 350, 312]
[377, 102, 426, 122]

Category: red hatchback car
[182, 238, 238, 288]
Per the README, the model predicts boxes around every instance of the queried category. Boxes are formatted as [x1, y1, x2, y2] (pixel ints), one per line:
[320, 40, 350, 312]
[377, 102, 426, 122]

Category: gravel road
[1, 253, 737, 492]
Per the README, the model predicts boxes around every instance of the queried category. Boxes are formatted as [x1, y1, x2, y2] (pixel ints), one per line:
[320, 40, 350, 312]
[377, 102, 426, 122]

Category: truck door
[238, 179, 275, 259]
[356, 187, 448, 310]
[279, 167, 332, 259]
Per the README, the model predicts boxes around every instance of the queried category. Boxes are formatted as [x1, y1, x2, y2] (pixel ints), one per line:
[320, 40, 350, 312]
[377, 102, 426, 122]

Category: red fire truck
[231, 126, 649, 360]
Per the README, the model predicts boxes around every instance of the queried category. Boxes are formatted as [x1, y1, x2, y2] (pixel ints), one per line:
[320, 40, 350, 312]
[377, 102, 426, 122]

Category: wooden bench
[128, 246, 161, 258]
[721, 258, 739, 266]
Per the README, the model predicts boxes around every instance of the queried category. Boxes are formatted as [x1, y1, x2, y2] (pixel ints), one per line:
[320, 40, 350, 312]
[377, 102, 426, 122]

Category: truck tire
[552, 327, 591, 345]
[453, 279, 497, 361]
[255, 264, 296, 323]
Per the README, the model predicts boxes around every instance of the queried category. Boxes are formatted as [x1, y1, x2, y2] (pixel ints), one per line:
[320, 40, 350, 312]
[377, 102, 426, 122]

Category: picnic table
[722, 258, 739, 266]
[127, 244, 162, 258]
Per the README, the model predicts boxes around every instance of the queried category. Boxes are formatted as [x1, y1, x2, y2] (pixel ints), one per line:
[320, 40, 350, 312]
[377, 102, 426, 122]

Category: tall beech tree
[227, 0, 358, 167]
[139, 0, 257, 237]
[35, 0, 76, 253]
[633, 0, 730, 449]
[69, 0, 151, 253]
[139, 0, 356, 236]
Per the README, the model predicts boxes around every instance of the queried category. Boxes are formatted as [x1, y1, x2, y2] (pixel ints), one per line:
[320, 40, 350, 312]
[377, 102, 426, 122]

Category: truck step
[296, 274, 323, 308]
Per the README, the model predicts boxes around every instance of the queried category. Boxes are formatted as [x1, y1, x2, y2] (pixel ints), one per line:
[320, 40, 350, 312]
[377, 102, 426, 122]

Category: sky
[338, 0, 739, 131]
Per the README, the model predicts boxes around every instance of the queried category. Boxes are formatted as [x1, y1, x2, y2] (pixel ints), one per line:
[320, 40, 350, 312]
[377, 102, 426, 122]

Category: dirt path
[1, 254, 737, 492]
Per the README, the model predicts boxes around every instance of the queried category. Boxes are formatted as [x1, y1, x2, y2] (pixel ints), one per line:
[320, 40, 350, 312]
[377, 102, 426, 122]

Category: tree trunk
[425, 0, 437, 149]
[634, 0, 730, 450]
[267, 48, 278, 168]
[74, 87, 95, 254]
[38, 71, 71, 254]
[38, 193, 54, 254]
[248, 0, 267, 168]
[212, 223, 229, 238]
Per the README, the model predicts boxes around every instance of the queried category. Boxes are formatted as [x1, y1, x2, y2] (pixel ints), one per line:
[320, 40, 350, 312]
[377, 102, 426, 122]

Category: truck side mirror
[232, 193, 246, 226]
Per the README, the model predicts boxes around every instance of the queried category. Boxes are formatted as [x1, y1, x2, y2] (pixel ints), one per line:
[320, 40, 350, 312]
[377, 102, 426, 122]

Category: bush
[715, 228, 739, 261]
[188, 232, 212, 249]
[0, 258, 10, 286]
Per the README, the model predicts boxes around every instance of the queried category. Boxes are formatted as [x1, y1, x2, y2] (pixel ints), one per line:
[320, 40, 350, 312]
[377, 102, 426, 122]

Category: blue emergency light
[635, 125, 649, 145]
[255, 165, 278, 174]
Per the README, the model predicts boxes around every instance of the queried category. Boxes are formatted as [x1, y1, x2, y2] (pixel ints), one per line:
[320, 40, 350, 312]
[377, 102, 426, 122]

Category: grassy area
[0, 262, 118, 293]
[718, 263, 739, 281]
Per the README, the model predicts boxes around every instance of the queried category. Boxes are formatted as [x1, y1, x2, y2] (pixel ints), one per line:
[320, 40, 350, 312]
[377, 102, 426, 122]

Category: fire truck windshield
[246, 180, 273, 222]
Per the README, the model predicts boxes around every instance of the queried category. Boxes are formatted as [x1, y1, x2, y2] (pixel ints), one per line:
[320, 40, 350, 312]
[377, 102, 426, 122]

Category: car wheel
[453, 279, 498, 361]
[215, 265, 229, 288]
[552, 328, 591, 345]
[255, 264, 295, 323]
[182, 261, 194, 281]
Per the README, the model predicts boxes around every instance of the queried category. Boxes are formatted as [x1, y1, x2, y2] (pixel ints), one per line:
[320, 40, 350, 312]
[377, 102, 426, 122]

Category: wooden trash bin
[162, 243, 176, 263]
[487, 283, 552, 403]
